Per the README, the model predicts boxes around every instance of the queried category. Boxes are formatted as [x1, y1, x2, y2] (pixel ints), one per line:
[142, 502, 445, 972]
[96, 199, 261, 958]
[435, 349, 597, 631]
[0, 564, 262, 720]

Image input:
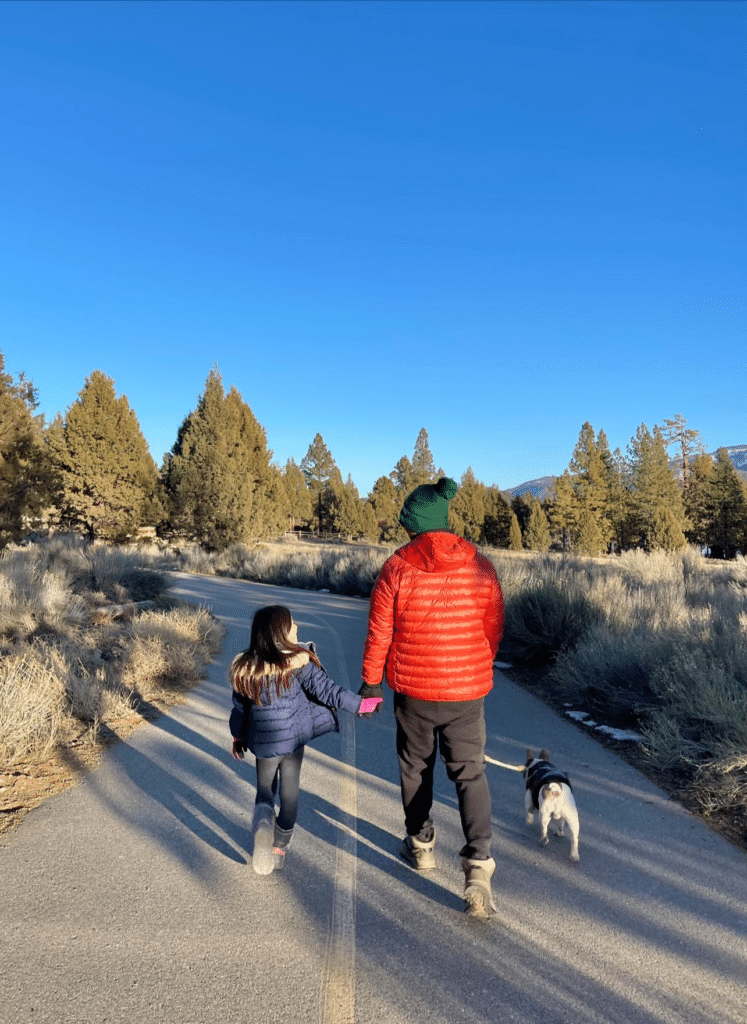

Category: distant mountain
[713, 444, 747, 473]
[505, 445, 747, 501]
[670, 444, 747, 484]
[503, 476, 556, 501]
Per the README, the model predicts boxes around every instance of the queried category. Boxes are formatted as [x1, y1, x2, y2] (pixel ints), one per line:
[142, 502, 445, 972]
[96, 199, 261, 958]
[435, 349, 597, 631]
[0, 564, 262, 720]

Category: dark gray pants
[255, 747, 305, 832]
[394, 694, 492, 860]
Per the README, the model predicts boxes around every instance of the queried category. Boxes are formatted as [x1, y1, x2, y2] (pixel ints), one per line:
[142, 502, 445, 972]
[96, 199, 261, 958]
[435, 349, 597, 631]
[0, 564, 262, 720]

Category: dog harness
[525, 760, 572, 810]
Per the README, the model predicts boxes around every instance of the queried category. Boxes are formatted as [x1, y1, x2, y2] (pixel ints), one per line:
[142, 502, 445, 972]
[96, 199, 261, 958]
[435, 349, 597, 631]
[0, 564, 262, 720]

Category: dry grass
[0, 535, 224, 772]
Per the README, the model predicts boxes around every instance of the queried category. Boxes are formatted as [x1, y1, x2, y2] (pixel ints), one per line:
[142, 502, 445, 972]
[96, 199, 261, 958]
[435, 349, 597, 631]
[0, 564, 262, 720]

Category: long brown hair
[230, 605, 322, 704]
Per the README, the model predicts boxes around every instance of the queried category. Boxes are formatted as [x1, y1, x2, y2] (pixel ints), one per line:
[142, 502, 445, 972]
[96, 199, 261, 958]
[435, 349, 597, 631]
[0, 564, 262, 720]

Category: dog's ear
[525, 748, 533, 762]
[540, 748, 550, 761]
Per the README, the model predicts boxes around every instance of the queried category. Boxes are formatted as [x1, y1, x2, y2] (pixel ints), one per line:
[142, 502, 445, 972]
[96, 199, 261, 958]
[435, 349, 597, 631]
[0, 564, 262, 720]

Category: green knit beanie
[399, 477, 458, 535]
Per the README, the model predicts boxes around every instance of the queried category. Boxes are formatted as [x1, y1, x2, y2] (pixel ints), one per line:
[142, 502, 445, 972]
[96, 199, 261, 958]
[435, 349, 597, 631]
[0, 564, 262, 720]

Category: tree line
[1, 351, 745, 557]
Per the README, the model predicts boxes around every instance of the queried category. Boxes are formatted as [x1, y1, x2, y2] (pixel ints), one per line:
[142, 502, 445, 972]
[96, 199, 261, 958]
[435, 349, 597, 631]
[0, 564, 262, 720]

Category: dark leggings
[255, 747, 305, 831]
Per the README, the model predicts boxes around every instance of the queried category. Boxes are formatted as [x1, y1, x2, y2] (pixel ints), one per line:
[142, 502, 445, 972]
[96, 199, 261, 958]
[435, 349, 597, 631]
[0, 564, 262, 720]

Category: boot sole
[464, 886, 494, 919]
[252, 822, 275, 875]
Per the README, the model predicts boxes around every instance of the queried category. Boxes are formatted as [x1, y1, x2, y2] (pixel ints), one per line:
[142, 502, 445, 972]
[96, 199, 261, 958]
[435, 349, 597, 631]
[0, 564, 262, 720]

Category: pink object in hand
[358, 697, 383, 714]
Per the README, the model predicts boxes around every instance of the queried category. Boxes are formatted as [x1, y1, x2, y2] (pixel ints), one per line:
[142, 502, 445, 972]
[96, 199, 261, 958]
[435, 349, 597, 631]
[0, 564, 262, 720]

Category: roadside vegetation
[0, 535, 224, 777]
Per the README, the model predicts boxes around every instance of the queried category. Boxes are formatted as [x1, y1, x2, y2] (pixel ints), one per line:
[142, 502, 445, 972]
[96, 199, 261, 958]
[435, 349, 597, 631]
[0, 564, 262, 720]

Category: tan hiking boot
[462, 856, 496, 919]
[400, 832, 436, 870]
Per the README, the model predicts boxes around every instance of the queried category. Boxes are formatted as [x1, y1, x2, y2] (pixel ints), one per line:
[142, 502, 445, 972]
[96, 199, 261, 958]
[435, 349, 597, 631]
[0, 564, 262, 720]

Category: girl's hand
[358, 697, 383, 716]
[232, 738, 246, 759]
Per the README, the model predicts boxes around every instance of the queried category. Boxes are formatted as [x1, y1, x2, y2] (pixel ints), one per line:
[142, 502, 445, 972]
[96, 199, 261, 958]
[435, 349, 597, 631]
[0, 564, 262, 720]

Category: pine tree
[51, 371, 157, 541]
[481, 486, 512, 548]
[607, 448, 637, 552]
[662, 413, 704, 495]
[628, 423, 686, 550]
[547, 471, 578, 552]
[511, 493, 533, 537]
[450, 467, 485, 542]
[0, 353, 52, 545]
[300, 433, 338, 534]
[567, 422, 613, 554]
[411, 428, 438, 487]
[283, 458, 313, 532]
[576, 506, 606, 557]
[709, 448, 747, 559]
[525, 496, 551, 552]
[509, 511, 523, 551]
[684, 453, 716, 548]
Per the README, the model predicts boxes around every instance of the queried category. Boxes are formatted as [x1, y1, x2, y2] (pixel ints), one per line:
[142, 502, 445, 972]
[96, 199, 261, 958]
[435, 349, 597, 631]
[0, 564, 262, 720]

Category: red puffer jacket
[361, 531, 504, 701]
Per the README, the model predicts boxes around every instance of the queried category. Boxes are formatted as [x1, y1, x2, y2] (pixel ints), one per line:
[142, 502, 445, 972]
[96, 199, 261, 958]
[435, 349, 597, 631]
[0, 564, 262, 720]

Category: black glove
[232, 738, 247, 760]
[357, 682, 384, 717]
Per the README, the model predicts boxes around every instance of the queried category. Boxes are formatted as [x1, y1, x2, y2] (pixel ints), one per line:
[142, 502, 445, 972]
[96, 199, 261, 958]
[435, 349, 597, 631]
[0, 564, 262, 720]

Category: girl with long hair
[230, 604, 381, 874]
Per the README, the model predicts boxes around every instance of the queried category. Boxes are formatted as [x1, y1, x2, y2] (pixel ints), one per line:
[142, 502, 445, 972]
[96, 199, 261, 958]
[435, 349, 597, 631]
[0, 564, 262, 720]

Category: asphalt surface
[1, 571, 746, 1024]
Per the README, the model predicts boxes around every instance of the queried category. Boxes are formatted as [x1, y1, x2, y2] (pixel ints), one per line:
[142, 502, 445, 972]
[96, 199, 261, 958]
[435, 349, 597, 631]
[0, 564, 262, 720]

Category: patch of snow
[595, 725, 643, 742]
[565, 710, 590, 722]
[493, 661, 513, 669]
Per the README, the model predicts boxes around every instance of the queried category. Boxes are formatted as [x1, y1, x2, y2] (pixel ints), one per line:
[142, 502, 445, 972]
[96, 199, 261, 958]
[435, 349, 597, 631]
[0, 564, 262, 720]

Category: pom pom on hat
[399, 477, 458, 535]
[435, 477, 458, 501]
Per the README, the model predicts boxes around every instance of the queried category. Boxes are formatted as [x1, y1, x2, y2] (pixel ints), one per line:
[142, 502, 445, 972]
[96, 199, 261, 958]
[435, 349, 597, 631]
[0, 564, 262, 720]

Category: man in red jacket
[359, 477, 504, 918]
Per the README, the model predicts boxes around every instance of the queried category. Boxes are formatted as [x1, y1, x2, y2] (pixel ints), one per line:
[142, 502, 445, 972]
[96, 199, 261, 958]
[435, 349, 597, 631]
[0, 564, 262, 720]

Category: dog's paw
[525, 813, 534, 826]
[570, 852, 580, 863]
[539, 836, 549, 847]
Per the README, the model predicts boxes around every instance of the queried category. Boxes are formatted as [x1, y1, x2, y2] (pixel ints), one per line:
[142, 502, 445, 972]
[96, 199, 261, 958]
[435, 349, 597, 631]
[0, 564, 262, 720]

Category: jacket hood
[398, 530, 477, 574]
[256, 649, 310, 677]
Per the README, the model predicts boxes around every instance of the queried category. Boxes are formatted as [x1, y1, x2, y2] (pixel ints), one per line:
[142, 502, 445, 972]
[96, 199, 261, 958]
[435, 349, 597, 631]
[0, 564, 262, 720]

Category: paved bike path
[1, 572, 745, 1024]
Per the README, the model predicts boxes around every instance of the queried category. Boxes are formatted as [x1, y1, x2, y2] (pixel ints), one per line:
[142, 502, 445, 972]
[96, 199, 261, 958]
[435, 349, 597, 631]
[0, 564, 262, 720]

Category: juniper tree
[450, 467, 486, 542]
[481, 486, 512, 548]
[261, 464, 291, 540]
[390, 454, 415, 496]
[283, 458, 313, 531]
[49, 371, 158, 541]
[164, 368, 279, 549]
[509, 511, 523, 551]
[330, 474, 364, 539]
[0, 353, 52, 545]
[525, 496, 551, 552]
[369, 475, 406, 543]
[628, 423, 686, 550]
[300, 433, 338, 534]
[358, 500, 380, 543]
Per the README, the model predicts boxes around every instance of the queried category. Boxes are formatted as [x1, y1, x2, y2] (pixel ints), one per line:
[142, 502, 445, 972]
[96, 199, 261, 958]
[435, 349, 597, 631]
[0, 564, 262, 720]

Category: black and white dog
[524, 748, 580, 862]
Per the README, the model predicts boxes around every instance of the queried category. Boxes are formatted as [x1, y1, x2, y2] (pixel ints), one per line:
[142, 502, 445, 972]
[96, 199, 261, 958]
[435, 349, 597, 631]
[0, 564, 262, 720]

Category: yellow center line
[318, 623, 357, 1024]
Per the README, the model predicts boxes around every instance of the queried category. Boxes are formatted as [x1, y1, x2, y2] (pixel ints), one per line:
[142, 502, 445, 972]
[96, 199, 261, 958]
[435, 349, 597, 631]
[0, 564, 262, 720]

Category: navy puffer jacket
[230, 653, 362, 759]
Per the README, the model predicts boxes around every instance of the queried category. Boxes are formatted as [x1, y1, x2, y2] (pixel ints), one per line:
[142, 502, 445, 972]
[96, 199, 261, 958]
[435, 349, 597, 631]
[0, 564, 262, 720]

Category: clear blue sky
[1, 0, 744, 495]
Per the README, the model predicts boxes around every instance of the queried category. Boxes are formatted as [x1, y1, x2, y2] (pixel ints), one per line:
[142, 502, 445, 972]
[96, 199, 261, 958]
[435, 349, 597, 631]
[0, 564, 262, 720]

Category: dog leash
[484, 754, 525, 772]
